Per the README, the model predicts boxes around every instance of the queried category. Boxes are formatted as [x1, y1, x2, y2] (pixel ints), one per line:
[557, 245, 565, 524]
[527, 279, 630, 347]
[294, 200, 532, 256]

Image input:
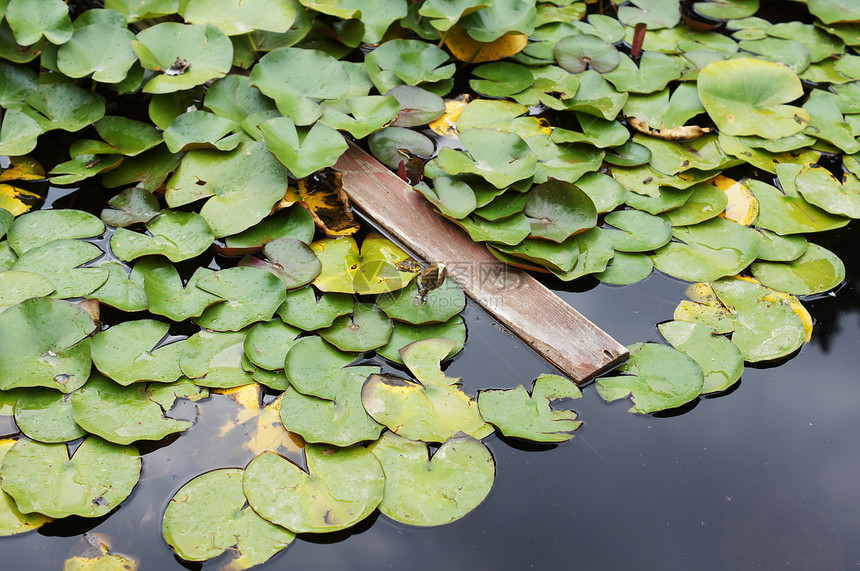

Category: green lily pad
[260, 116, 348, 178]
[793, 166, 860, 218]
[604, 52, 685, 94]
[47, 153, 124, 186]
[14, 388, 86, 443]
[523, 180, 597, 242]
[163, 110, 242, 153]
[660, 180, 729, 226]
[623, 84, 706, 130]
[319, 302, 393, 352]
[163, 468, 294, 567]
[738, 38, 811, 74]
[251, 47, 350, 125]
[0, 21, 40, 65]
[492, 235, 579, 272]
[658, 321, 744, 394]
[433, 129, 537, 189]
[365, 39, 456, 94]
[133, 23, 233, 93]
[575, 172, 627, 213]
[243, 444, 384, 533]
[0, 297, 95, 393]
[755, 228, 808, 262]
[750, 243, 845, 295]
[368, 431, 495, 526]
[604, 209, 672, 252]
[243, 320, 301, 371]
[694, 0, 759, 19]
[634, 133, 742, 175]
[470, 62, 534, 97]
[311, 234, 420, 295]
[144, 266, 224, 321]
[180, 329, 256, 388]
[72, 373, 207, 445]
[361, 338, 492, 442]
[98, 116, 166, 156]
[458, 0, 535, 42]
[224, 206, 315, 252]
[388, 85, 446, 127]
[0, 440, 52, 535]
[526, 135, 605, 184]
[0, 270, 55, 312]
[452, 212, 531, 245]
[256, 237, 321, 290]
[300, 0, 406, 43]
[7, 209, 104, 255]
[279, 367, 384, 446]
[0, 109, 43, 156]
[277, 285, 353, 331]
[104, 0, 179, 22]
[13, 241, 94, 288]
[478, 374, 582, 442]
[418, 0, 490, 32]
[549, 227, 615, 280]
[284, 336, 358, 399]
[100, 187, 160, 228]
[110, 210, 214, 262]
[0, 436, 140, 518]
[377, 278, 466, 324]
[747, 178, 850, 234]
[596, 342, 704, 413]
[595, 251, 654, 285]
[91, 320, 184, 385]
[603, 139, 652, 167]
[368, 126, 435, 170]
[165, 141, 290, 238]
[618, 0, 681, 29]
[802, 91, 860, 154]
[377, 316, 466, 364]
[194, 267, 286, 332]
[5, 0, 73, 46]
[807, 0, 860, 24]
[319, 95, 401, 139]
[414, 177, 478, 219]
[554, 33, 619, 74]
[101, 144, 183, 191]
[711, 277, 807, 362]
[697, 57, 809, 139]
[23, 83, 105, 133]
[651, 217, 761, 282]
[718, 133, 820, 174]
[182, 0, 298, 35]
[56, 22, 137, 83]
[551, 112, 630, 149]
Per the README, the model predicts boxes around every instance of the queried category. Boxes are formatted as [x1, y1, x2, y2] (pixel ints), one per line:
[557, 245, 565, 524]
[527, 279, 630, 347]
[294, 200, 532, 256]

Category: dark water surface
[4, 212, 858, 569]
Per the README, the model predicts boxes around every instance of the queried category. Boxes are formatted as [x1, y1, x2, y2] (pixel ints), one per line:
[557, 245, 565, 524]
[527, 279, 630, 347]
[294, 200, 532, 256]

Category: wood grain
[335, 143, 628, 383]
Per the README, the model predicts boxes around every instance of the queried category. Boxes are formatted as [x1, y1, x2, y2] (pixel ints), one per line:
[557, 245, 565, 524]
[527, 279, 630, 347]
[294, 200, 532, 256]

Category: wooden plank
[335, 143, 628, 383]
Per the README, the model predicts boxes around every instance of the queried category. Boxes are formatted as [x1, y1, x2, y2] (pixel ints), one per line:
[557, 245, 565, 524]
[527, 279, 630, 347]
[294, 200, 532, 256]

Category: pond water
[3, 172, 857, 569]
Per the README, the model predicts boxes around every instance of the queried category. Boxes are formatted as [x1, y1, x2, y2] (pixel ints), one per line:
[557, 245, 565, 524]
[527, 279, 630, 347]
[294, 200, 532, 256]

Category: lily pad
[180, 329, 256, 388]
[243, 444, 384, 533]
[660, 180, 729, 226]
[377, 317, 466, 364]
[260, 116, 348, 178]
[365, 38, 456, 94]
[596, 342, 704, 413]
[549, 227, 615, 280]
[595, 252, 654, 285]
[91, 320, 184, 385]
[163, 468, 295, 568]
[555, 33, 619, 74]
[368, 431, 495, 526]
[163, 110, 242, 153]
[224, 206, 315, 252]
[361, 338, 492, 442]
[284, 336, 358, 399]
[793, 166, 860, 218]
[524, 180, 597, 242]
[750, 243, 845, 295]
[368, 126, 436, 169]
[651, 217, 761, 282]
[311, 234, 421, 295]
[100, 187, 160, 228]
[618, 0, 681, 29]
[182, 0, 298, 36]
[0, 297, 95, 393]
[165, 140, 290, 238]
[478, 374, 582, 442]
[377, 278, 466, 324]
[144, 266, 224, 321]
[243, 320, 301, 371]
[0, 270, 55, 312]
[7, 209, 104, 255]
[0, 440, 51, 535]
[657, 321, 744, 394]
[277, 285, 353, 331]
[133, 23, 233, 93]
[14, 389, 86, 443]
[747, 178, 850, 234]
[0, 436, 140, 518]
[319, 302, 393, 352]
[432, 129, 537, 189]
[492, 236, 579, 272]
[110, 210, 214, 262]
[414, 177, 478, 219]
[5, 0, 73, 46]
[604, 210, 672, 252]
[755, 228, 808, 262]
[57, 22, 137, 84]
[697, 57, 810, 139]
[194, 267, 286, 332]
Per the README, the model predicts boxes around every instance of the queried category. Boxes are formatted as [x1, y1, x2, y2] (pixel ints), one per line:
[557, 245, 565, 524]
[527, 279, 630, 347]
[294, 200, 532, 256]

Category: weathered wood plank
[335, 143, 628, 383]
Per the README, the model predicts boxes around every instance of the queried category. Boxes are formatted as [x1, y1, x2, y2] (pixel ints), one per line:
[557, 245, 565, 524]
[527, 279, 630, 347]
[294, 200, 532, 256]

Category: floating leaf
[0, 439, 51, 534]
[163, 469, 294, 568]
[260, 116, 348, 178]
[100, 187, 160, 228]
[243, 320, 301, 372]
[388, 85, 446, 127]
[651, 217, 761, 282]
[91, 320, 183, 385]
[7, 209, 104, 255]
[750, 243, 845, 295]
[101, 145, 183, 191]
[144, 266, 223, 321]
[362, 338, 492, 442]
[319, 302, 393, 352]
[23, 84, 106, 133]
[183, 0, 298, 36]
[604, 209, 672, 252]
[755, 228, 807, 262]
[661, 180, 728, 226]
[180, 329, 256, 388]
[368, 431, 495, 526]
[457, 0, 536, 42]
[807, 0, 860, 25]
[368, 126, 435, 169]
[277, 286, 353, 331]
[163, 110, 242, 153]
[793, 165, 860, 218]
[414, 177, 478, 219]
[110, 210, 214, 262]
[697, 58, 809, 139]
[224, 206, 315, 252]
[618, 0, 681, 29]
[478, 374, 582, 442]
[311, 234, 421, 295]
[0, 297, 95, 393]
[549, 227, 614, 280]
[524, 180, 597, 242]
[0, 270, 55, 312]
[555, 33, 619, 74]
[377, 317, 466, 364]
[595, 251, 654, 285]
[5, 0, 73, 45]
[365, 39, 456, 94]
[377, 279, 466, 324]
[14, 389, 86, 444]
[658, 321, 744, 394]
[165, 141, 290, 238]
[319, 95, 400, 139]
[243, 444, 384, 533]
[72, 373, 207, 445]
[194, 267, 286, 332]
[747, 178, 849, 234]
[596, 342, 704, 413]
[57, 22, 137, 83]
[470, 62, 534, 97]
[133, 23, 233, 93]
[0, 436, 140, 518]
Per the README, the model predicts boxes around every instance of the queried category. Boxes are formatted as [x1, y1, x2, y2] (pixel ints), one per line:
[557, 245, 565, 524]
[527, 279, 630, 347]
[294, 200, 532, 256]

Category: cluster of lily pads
[0, 0, 857, 567]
